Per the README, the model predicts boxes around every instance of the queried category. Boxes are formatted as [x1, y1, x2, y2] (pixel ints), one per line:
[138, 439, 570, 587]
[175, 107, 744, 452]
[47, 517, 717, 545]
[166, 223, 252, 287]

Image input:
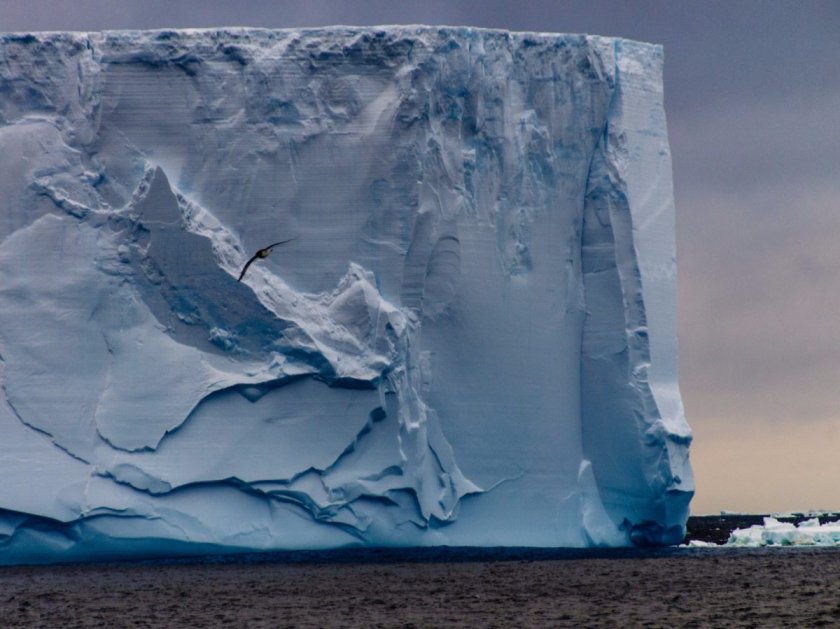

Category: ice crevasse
[0, 26, 693, 563]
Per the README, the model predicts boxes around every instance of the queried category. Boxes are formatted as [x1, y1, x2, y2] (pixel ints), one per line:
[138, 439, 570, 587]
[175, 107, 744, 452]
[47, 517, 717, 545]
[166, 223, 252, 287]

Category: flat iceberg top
[0, 25, 689, 563]
[1, 25, 659, 47]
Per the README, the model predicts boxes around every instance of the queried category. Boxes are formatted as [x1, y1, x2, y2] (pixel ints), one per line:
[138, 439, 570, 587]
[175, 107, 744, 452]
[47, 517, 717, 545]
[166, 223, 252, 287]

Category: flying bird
[238, 238, 297, 281]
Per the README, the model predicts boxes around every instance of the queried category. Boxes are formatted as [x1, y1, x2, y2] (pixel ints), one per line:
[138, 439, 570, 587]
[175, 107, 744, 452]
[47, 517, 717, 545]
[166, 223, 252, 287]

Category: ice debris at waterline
[728, 518, 840, 547]
[0, 27, 692, 564]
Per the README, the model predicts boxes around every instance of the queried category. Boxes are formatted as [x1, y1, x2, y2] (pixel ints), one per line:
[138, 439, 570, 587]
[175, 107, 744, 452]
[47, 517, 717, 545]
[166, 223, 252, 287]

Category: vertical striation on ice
[0, 26, 692, 563]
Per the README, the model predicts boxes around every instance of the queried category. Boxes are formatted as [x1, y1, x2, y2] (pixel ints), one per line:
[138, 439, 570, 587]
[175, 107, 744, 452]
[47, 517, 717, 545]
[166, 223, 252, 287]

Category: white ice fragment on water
[727, 517, 840, 547]
[683, 540, 719, 548]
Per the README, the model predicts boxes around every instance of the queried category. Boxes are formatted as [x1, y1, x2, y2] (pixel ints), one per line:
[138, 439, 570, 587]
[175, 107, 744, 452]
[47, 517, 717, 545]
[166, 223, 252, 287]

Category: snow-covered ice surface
[0, 27, 691, 563]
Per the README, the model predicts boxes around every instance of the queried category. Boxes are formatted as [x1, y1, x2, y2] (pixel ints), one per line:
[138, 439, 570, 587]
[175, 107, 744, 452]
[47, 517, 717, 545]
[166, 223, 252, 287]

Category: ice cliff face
[0, 26, 693, 563]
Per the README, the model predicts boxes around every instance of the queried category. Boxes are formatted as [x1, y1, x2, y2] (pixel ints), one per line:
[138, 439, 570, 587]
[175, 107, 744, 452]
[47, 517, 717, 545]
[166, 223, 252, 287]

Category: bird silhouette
[238, 238, 297, 281]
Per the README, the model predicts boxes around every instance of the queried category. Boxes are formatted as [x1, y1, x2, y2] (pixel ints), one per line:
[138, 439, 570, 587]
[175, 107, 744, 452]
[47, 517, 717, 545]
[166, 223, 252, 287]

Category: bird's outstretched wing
[238, 254, 260, 281]
[265, 237, 298, 250]
[237, 237, 298, 281]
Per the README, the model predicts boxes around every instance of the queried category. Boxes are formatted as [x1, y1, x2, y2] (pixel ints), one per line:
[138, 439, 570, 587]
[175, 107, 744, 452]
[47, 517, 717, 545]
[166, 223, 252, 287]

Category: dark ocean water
[4, 518, 839, 627]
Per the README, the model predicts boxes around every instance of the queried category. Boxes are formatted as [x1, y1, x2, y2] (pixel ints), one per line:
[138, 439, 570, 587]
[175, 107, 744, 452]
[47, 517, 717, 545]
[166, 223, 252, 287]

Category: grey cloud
[670, 89, 840, 198]
[679, 183, 840, 423]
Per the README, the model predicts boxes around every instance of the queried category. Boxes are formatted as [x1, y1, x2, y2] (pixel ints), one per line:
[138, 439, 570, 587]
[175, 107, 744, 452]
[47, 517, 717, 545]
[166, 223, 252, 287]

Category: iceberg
[0, 26, 692, 563]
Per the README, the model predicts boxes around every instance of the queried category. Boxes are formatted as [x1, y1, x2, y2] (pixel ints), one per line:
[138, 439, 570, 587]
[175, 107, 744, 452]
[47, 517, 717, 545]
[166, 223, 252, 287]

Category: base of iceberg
[0, 26, 692, 564]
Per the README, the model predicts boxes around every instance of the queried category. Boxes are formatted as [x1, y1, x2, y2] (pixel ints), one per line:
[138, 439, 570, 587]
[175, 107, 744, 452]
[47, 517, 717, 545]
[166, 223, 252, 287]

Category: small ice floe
[727, 517, 840, 547]
[683, 540, 720, 548]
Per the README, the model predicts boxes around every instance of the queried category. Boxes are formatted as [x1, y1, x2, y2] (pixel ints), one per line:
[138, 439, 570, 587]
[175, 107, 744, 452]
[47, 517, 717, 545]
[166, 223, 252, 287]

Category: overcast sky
[3, 0, 839, 514]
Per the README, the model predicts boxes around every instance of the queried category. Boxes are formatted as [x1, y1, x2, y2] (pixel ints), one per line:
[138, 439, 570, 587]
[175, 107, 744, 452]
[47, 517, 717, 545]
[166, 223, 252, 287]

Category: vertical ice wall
[0, 27, 692, 563]
[580, 40, 693, 544]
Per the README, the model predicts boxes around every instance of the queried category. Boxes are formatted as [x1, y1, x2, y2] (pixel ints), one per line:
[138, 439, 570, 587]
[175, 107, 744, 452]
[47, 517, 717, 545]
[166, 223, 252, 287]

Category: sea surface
[2, 516, 839, 627]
